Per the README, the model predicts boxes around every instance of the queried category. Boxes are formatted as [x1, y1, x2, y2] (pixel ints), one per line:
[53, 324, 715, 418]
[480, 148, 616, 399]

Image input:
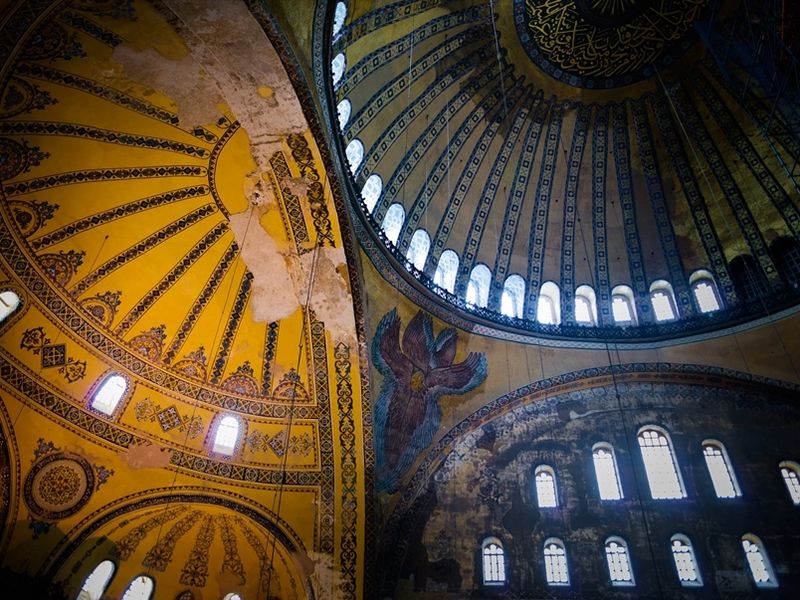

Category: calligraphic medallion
[513, 0, 709, 88]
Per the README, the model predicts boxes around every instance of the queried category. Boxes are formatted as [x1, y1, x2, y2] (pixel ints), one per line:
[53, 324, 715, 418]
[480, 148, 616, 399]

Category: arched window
[91, 374, 127, 416]
[637, 427, 686, 499]
[406, 230, 431, 271]
[331, 52, 346, 86]
[742, 535, 778, 588]
[605, 537, 634, 586]
[433, 250, 459, 294]
[702, 440, 741, 498]
[574, 284, 597, 325]
[771, 236, 800, 290]
[345, 139, 363, 175]
[779, 461, 800, 505]
[336, 98, 351, 130]
[537, 281, 561, 325]
[649, 280, 678, 322]
[671, 534, 702, 587]
[534, 465, 558, 508]
[466, 264, 491, 308]
[689, 270, 722, 313]
[592, 443, 623, 501]
[222, 594, 243, 600]
[121, 575, 154, 600]
[611, 285, 636, 325]
[381, 203, 405, 245]
[213, 416, 239, 455]
[332, 1, 347, 37]
[501, 274, 525, 319]
[0, 290, 20, 323]
[729, 255, 769, 303]
[481, 537, 506, 585]
[543, 538, 569, 586]
[77, 560, 115, 600]
[360, 173, 382, 213]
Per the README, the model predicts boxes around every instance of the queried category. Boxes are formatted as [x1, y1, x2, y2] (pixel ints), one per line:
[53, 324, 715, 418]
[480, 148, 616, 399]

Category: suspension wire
[488, 0, 509, 122]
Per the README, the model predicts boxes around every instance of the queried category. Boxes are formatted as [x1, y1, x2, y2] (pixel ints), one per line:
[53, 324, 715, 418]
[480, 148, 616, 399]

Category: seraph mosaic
[372, 309, 487, 491]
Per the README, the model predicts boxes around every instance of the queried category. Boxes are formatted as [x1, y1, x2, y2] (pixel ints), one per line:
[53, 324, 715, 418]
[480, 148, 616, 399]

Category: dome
[323, 0, 800, 344]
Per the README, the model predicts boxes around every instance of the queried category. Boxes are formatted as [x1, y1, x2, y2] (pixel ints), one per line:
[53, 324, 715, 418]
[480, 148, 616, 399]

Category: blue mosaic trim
[261, 321, 279, 396]
[672, 85, 779, 286]
[630, 100, 692, 313]
[344, 23, 488, 139]
[558, 103, 590, 323]
[490, 94, 549, 308]
[337, 5, 486, 98]
[612, 102, 651, 322]
[424, 79, 526, 274]
[360, 47, 496, 182]
[58, 10, 121, 47]
[209, 272, 253, 384]
[383, 61, 500, 230]
[650, 95, 737, 304]
[454, 89, 532, 296]
[592, 105, 612, 324]
[524, 101, 564, 318]
[695, 70, 800, 238]
[337, 0, 447, 47]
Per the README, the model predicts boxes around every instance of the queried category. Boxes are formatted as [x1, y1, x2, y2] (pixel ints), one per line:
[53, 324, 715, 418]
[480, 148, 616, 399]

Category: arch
[501, 274, 525, 319]
[728, 255, 769, 303]
[689, 269, 722, 313]
[212, 415, 240, 456]
[0, 290, 21, 323]
[381, 203, 405, 245]
[222, 594, 242, 600]
[331, 52, 346, 86]
[741, 534, 778, 588]
[592, 442, 623, 500]
[574, 284, 597, 325]
[121, 575, 154, 600]
[611, 285, 637, 325]
[670, 534, 702, 587]
[336, 98, 351, 130]
[543, 537, 569, 586]
[361, 173, 382, 213]
[637, 426, 686, 499]
[90, 373, 128, 416]
[770, 235, 800, 290]
[406, 229, 431, 271]
[76, 560, 115, 600]
[779, 460, 800, 505]
[537, 281, 561, 325]
[466, 264, 491, 308]
[481, 536, 506, 585]
[433, 250, 459, 294]
[534, 465, 558, 508]
[604, 536, 634, 586]
[649, 280, 678, 322]
[345, 138, 363, 174]
[332, 1, 347, 37]
[702, 440, 741, 498]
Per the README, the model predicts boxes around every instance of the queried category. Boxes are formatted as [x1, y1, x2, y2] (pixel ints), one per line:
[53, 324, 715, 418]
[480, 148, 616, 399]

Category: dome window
[611, 285, 637, 325]
[121, 575, 154, 600]
[433, 250, 459, 294]
[481, 537, 506, 585]
[0, 290, 20, 323]
[779, 460, 800, 505]
[671, 535, 702, 587]
[77, 560, 115, 600]
[345, 139, 363, 175]
[574, 284, 597, 325]
[592, 442, 623, 500]
[534, 465, 558, 508]
[360, 173, 381, 212]
[337, 98, 351, 130]
[331, 52, 346, 86]
[742, 535, 778, 588]
[213, 415, 240, 456]
[605, 537, 635, 586]
[466, 264, 491, 308]
[91, 374, 127, 416]
[689, 269, 722, 313]
[501, 274, 525, 319]
[649, 280, 678, 322]
[702, 440, 741, 498]
[537, 281, 561, 325]
[381, 204, 405, 245]
[637, 426, 686, 499]
[544, 538, 569, 586]
[332, 2, 347, 38]
[406, 229, 430, 271]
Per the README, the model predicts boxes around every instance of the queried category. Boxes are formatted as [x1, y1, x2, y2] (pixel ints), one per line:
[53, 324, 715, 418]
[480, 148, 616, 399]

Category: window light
[671, 535, 702, 587]
[605, 537, 634, 586]
[779, 461, 800, 505]
[213, 416, 239, 455]
[332, 2, 347, 37]
[690, 270, 722, 313]
[742, 535, 778, 588]
[637, 427, 686, 499]
[466, 264, 491, 308]
[406, 230, 431, 271]
[121, 575, 154, 600]
[611, 285, 636, 325]
[534, 465, 558, 508]
[331, 52, 346, 86]
[433, 250, 459, 294]
[544, 538, 569, 586]
[702, 441, 741, 498]
[501, 275, 525, 319]
[650, 290, 676, 321]
[91, 374, 127, 416]
[0, 290, 20, 322]
[574, 285, 597, 325]
[537, 281, 560, 324]
[337, 98, 351, 130]
[360, 173, 381, 212]
[481, 538, 506, 585]
[223, 594, 243, 600]
[381, 203, 405, 245]
[345, 139, 363, 174]
[77, 560, 115, 600]
[592, 443, 623, 500]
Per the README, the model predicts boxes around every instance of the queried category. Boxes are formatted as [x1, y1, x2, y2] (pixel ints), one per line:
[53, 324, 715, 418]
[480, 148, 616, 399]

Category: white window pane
[92, 375, 127, 415]
[743, 539, 777, 587]
[501, 276, 525, 318]
[575, 296, 593, 324]
[693, 281, 720, 313]
[638, 429, 685, 499]
[360, 173, 381, 213]
[337, 98, 351, 130]
[671, 538, 701, 585]
[121, 576, 154, 600]
[214, 416, 239, 455]
[381, 204, 404, 245]
[331, 53, 345, 86]
[651, 290, 676, 321]
[703, 444, 740, 498]
[467, 265, 491, 308]
[434, 251, 459, 293]
[593, 446, 623, 500]
[537, 295, 556, 324]
[0, 290, 20, 322]
[535, 470, 557, 507]
[482, 542, 505, 584]
[332, 1, 347, 37]
[612, 295, 633, 323]
[781, 465, 800, 504]
[544, 541, 569, 585]
[606, 540, 634, 585]
[345, 139, 363, 174]
[406, 230, 430, 271]
[78, 561, 115, 600]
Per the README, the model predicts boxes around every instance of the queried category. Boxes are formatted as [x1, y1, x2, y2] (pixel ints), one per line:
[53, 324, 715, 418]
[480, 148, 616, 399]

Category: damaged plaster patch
[119, 443, 173, 469]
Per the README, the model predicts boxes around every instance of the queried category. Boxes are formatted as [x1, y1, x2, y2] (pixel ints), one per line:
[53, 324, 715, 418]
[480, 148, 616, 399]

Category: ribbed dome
[325, 0, 800, 344]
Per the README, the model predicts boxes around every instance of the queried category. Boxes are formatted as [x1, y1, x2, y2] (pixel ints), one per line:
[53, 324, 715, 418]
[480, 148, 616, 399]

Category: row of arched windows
[77, 560, 244, 599]
[481, 533, 779, 588]
[531, 427, 800, 505]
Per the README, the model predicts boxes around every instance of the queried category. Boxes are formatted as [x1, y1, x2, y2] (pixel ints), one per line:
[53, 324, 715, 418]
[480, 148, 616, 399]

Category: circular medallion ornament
[513, 0, 708, 88]
[24, 453, 94, 520]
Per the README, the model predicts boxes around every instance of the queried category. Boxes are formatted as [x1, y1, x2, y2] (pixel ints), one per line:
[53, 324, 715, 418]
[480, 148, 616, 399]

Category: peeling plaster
[118, 443, 173, 469]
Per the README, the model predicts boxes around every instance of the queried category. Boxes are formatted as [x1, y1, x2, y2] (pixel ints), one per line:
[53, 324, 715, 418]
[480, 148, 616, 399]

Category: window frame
[406, 229, 431, 272]
[636, 425, 687, 500]
[741, 534, 778, 588]
[76, 560, 116, 600]
[466, 264, 491, 308]
[211, 414, 244, 457]
[501, 274, 526, 319]
[604, 536, 635, 587]
[537, 281, 561, 325]
[689, 269, 722, 314]
[779, 460, 800, 505]
[0, 289, 22, 325]
[574, 284, 597, 325]
[433, 250, 459, 294]
[336, 98, 351, 131]
[534, 465, 559, 508]
[360, 173, 382, 214]
[592, 442, 624, 501]
[87, 372, 131, 418]
[702, 439, 741, 499]
[611, 285, 637, 325]
[345, 138, 363, 175]
[120, 574, 155, 600]
[331, 52, 346, 87]
[481, 536, 507, 586]
[670, 534, 703, 587]
[543, 537, 570, 586]
[649, 280, 678, 322]
[381, 203, 405, 246]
